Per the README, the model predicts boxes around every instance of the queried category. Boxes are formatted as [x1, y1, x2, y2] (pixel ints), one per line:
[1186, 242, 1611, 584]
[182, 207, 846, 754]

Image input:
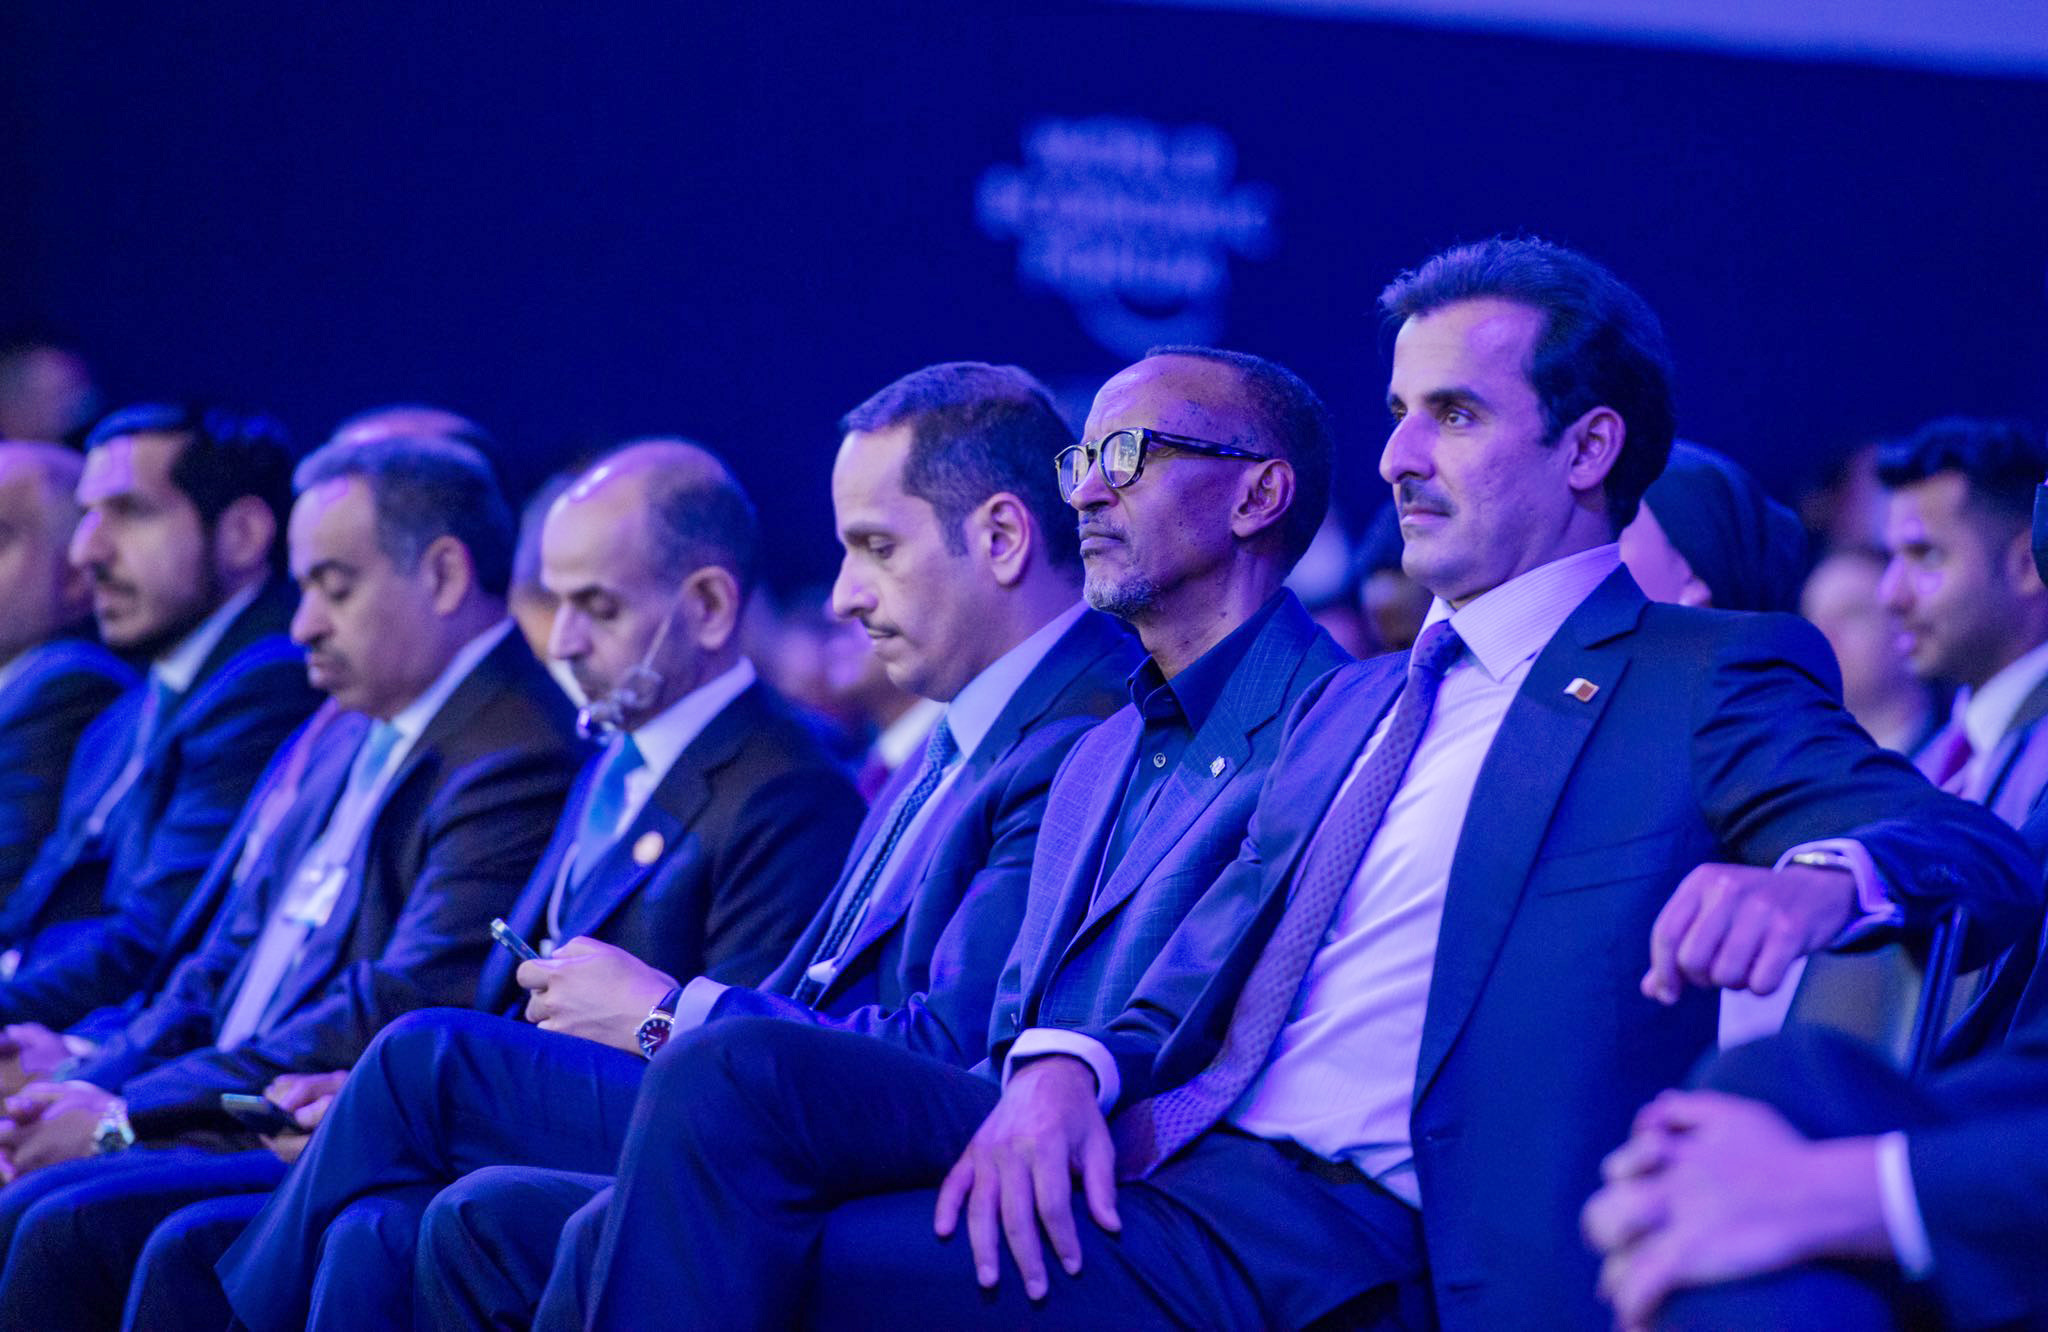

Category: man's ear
[967, 492, 1034, 589]
[419, 534, 476, 615]
[1562, 407, 1626, 502]
[211, 495, 277, 582]
[679, 565, 743, 652]
[2005, 527, 2046, 595]
[1229, 458, 1296, 544]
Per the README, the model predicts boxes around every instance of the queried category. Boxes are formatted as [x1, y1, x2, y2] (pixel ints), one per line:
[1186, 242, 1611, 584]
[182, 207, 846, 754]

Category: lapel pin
[1209, 756, 1227, 777]
[1564, 678, 1599, 703]
[632, 831, 665, 866]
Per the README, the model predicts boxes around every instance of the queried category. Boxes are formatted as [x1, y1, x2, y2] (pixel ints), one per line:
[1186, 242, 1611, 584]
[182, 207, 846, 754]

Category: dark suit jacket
[478, 679, 865, 1013]
[708, 609, 1143, 1061]
[1083, 571, 2036, 1331]
[0, 582, 321, 1027]
[74, 629, 584, 1136]
[988, 592, 1348, 1065]
[0, 638, 134, 904]
[1914, 668, 2048, 827]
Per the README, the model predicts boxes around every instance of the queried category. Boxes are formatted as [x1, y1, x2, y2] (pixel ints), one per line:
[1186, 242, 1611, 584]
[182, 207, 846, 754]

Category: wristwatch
[92, 1099, 134, 1155]
[636, 986, 685, 1059]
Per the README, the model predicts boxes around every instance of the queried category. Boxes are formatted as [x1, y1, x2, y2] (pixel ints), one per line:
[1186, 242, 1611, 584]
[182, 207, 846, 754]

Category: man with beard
[0, 405, 320, 1032]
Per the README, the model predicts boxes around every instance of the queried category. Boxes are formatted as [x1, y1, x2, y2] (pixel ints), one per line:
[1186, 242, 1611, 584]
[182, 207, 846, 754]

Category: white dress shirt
[1954, 637, 2048, 802]
[673, 602, 1090, 1028]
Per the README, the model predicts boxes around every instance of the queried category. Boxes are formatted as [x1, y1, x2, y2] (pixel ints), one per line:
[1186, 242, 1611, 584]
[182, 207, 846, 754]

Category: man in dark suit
[0, 442, 133, 913]
[215, 366, 1134, 1331]
[404, 347, 1352, 1329]
[559, 239, 2036, 1332]
[0, 434, 586, 1327]
[0, 404, 321, 1033]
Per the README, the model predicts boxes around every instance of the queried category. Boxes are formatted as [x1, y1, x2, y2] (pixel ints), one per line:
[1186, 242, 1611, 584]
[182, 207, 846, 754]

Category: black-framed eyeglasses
[1054, 428, 1273, 502]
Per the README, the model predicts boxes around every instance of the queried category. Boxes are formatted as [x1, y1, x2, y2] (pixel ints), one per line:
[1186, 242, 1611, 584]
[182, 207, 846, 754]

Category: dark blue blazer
[988, 592, 1348, 1066]
[1084, 571, 2036, 1332]
[0, 637, 134, 904]
[707, 609, 1142, 1061]
[476, 678, 865, 1013]
[0, 581, 321, 1028]
[74, 629, 584, 1136]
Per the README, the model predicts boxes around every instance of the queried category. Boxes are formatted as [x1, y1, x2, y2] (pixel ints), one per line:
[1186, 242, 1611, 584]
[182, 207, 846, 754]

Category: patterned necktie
[790, 718, 958, 1006]
[572, 735, 646, 887]
[1114, 620, 1466, 1179]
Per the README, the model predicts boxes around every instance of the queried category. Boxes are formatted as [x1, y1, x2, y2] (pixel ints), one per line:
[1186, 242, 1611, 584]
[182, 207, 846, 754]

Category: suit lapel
[1412, 574, 1643, 1107]
[1016, 709, 1140, 1007]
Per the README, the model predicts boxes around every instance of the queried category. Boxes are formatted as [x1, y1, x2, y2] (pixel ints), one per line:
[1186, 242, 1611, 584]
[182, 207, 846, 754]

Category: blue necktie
[790, 719, 958, 1006]
[1115, 621, 1465, 1178]
[83, 673, 180, 839]
[572, 735, 646, 887]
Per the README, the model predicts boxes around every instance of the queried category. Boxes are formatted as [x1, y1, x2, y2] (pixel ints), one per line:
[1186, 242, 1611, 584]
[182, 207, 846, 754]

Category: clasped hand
[0, 1079, 120, 1180]
[932, 1055, 1121, 1301]
[1641, 861, 1855, 1004]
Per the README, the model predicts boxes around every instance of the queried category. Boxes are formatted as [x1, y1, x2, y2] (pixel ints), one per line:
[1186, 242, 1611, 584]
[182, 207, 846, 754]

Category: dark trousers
[127, 1192, 268, 1332]
[1657, 1029, 1946, 1332]
[214, 1009, 646, 1332]
[577, 1016, 1426, 1331]
[415, 1166, 611, 1331]
[0, 1146, 284, 1330]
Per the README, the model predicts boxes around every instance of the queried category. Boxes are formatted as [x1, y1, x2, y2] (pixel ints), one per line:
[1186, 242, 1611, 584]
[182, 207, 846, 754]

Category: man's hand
[0, 1080, 120, 1180]
[933, 1055, 1120, 1301]
[1642, 862, 1855, 1004]
[1582, 1090, 1890, 1330]
[260, 1069, 350, 1164]
[0, 1023, 71, 1097]
[518, 937, 676, 1051]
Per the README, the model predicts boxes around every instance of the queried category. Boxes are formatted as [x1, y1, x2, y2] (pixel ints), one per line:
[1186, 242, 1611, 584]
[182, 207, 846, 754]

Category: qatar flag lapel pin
[1564, 678, 1599, 703]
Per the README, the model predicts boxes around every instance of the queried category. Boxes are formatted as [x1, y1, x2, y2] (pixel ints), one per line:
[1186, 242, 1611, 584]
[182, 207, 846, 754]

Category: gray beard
[1084, 569, 1161, 621]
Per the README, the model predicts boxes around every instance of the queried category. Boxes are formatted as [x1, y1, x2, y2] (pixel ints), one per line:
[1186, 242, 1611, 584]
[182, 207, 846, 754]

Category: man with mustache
[1877, 417, 2048, 826]
[0, 442, 134, 919]
[570, 239, 2030, 1332]
[215, 363, 1143, 1331]
[0, 405, 320, 1035]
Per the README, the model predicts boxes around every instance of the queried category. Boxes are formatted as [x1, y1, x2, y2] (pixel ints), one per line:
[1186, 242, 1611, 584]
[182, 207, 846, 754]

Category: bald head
[541, 439, 760, 724]
[0, 441, 93, 661]
[329, 404, 491, 452]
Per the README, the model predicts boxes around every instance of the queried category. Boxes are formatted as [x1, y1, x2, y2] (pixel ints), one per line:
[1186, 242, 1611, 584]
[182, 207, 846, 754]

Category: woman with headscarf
[1619, 441, 1809, 613]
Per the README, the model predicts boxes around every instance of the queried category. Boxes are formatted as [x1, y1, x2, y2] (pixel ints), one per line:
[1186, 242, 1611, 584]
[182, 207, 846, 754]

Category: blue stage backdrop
[8, 2, 2047, 589]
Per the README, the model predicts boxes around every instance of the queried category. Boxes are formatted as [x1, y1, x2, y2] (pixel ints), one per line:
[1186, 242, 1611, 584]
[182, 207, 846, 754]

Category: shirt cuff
[672, 977, 727, 1034]
[1876, 1130, 1935, 1280]
[1776, 839, 1899, 941]
[1003, 1028, 1120, 1113]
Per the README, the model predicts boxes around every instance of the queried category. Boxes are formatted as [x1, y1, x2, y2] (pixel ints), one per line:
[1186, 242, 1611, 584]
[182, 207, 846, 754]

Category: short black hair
[1875, 418, 2048, 532]
[1379, 236, 1676, 530]
[637, 449, 763, 601]
[839, 362, 1079, 569]
[1145, 344, 1333, 568]
[293, 435, 516, 598]
[85, 402, 295, 572]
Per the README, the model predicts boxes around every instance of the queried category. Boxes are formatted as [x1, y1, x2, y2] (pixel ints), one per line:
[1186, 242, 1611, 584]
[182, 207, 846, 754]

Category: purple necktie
[1114, 620, 1465, 1179]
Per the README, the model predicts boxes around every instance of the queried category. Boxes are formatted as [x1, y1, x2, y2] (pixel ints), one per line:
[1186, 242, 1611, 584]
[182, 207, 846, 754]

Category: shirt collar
[628, 656, 758, 784]
[942, 601, 1089, 763]
[152, 581, 262, 695]
[1421, 544, 1622, 682]
[1127, 589, 1287, 729]
[0, 645, 35, 697]
[873, 696, 947, 771]
[384, 619, 516, 749]
[1959, 637, 2048, 758]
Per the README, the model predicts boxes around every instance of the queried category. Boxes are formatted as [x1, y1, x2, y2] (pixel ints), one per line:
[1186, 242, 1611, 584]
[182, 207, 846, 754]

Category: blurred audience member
[1801, 547, 1941, 755]
[1356, 501, 1429, 653]
[1288, 511, 1374, 658]
[1620, 442, 1807, 612]
[1800, 440, 1889, 553]
[0, 333, 97, 447]
[0, 444, 134, 910]
[509, 470, 581, 703]
[0, 406, 321, 1029]
[327, 404, 493, 453]
[1878, 418, 2048, 823]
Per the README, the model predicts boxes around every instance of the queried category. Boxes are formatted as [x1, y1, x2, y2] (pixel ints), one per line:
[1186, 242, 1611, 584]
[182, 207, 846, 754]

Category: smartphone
[220, 1092, 298, 1136]
[490, 917, 541, 962]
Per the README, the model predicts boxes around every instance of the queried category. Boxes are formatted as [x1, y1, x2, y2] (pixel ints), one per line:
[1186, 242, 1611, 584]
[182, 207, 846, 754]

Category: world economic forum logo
[976, 117, 1276, 359]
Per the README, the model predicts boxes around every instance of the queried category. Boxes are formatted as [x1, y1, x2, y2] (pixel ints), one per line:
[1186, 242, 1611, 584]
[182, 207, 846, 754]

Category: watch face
[637, 1014, 675, 1060]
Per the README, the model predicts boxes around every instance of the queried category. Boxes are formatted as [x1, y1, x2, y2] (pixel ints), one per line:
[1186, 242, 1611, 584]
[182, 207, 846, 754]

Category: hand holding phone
[220, 1092, 299, 1136]
[490, 917, 541, 963]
